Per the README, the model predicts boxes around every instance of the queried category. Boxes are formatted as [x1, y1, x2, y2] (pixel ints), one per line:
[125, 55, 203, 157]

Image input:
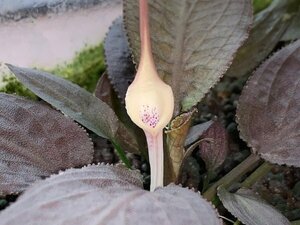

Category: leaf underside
[7, 64, 139, 154]
[0, 165, 222, 225]
[237, 40, 300, 167]
[0, 94, 93, 196]
[218, 187, 290, 225]
[104, 16, 136, 102]
[226, 0, 298, 77]
[124, 0, 253, 113]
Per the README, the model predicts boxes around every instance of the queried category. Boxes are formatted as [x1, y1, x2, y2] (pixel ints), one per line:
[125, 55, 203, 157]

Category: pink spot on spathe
[140, 105, 160, 128]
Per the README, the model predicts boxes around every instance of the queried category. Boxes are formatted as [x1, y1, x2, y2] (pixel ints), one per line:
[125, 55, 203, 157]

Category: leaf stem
[203, 154, 261, 201]
[241, 161, 272, 188]
[112, 141, 132, 169]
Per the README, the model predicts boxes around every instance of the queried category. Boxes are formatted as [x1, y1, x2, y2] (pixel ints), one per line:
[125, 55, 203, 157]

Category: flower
[125, 0, 174, 191]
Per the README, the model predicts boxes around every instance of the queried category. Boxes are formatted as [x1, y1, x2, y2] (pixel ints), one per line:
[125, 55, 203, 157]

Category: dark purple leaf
[0, 94, 93, 195]
[124, 0, 253, 113]
[199, 121, 229, 172]
[237, 40, 300, 167]
[7, 64, 139, 154]
[104, 16, 135, 102]
[0, 164, 222, 225]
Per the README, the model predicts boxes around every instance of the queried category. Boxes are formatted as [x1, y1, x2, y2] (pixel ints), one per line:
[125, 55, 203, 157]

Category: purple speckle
[140, 105, 159, 128]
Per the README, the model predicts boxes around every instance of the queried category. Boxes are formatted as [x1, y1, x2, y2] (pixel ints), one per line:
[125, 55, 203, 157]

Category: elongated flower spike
[125, 0, 174, 191]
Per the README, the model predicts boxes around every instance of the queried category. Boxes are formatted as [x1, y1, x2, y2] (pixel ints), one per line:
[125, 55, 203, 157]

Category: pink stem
[139, 0, 152, 59]
[145, 130, 164, 191]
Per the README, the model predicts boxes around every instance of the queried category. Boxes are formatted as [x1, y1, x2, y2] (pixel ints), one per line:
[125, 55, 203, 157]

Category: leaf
[0, 164, 222, 225]
[94, 72, 115, 108]
[184, 120, 214, 146]
[281, 5, 300, 41]
[218, 187, 291, 225]
[95, 73, 147, 157]
[237, 40, 300, 167]
[124, 0, 253, 113]
[198, 121, 229, 172]
[226, 0, 297, 77]
[104, 17, 135, 102]
[0, 94, 93, 196]
[7, 64, 139, 154]
[165, 109, 196, 183]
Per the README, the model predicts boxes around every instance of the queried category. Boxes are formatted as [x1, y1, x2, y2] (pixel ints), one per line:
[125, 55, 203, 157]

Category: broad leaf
[0, 165, 222, 225]
[237, 40, 300, 167]
[218, 187, 291, 225]
[7, 64, 139, 154]
[198, 121, 229, 172]
[0, 94, 93, 196]
[104, 17, 135, 102]
[124, 0, 252, 113]
[226, 0, 297, 77]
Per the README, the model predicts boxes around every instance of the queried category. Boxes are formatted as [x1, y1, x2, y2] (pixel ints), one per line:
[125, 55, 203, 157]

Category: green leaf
[0, 94, 93, 196]
[0, 164, 222, 225]
[218, 187, 291, 225]
[124, 0, 253, 113]
[253, 0, 272, 13]
[226, 0, 298, 77]
[7, 64, 139, 154]
[237, 40, 300, 167]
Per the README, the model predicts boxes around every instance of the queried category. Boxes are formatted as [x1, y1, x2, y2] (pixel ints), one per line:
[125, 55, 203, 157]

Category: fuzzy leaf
[165, 109, 196, 183]
[199, 121, 229, 172]
[226, 0, 297, 77]
[218, 187, 291, 225]
[237, 40, 300, 167]
[0, 165, 222, 225]
[7, 64, 139, 153]
[0, 94, 93, 196]
[124, 0, 252, 113]
[104, 17, 135, 102]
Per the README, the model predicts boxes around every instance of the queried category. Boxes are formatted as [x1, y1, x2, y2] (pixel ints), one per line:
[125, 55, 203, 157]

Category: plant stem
[233, 220, 241, 225]
[291, 220, 300, 225]
[203, 154, 261, 201]
[145, 130, 164, 191]
[112, 141, 132, 169]
[241, 162, 272, 188]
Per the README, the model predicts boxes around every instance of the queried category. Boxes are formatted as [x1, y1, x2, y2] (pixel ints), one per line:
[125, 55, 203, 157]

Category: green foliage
[49, 43, 105, 92]
[253, 0, 273, 13]
[0, 75, 37, 100]
[0, 43, 105, 98]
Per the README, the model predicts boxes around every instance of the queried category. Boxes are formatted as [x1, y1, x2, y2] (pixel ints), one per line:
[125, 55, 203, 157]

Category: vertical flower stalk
[125, 0, 174, 191]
